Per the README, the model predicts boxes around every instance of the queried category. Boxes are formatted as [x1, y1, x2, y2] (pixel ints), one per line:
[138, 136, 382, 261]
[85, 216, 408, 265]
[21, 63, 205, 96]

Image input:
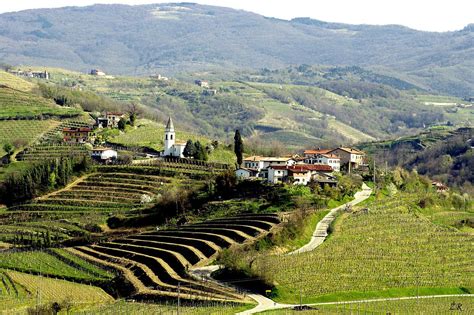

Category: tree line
[0, 156, 92, 206]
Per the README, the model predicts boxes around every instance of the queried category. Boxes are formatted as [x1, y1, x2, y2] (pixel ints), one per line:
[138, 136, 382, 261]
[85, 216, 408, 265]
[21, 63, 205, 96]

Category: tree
[118, 118, 127, 131]
[3, 143, 14, 164]
[193, 141, 208, 161]
[183, 140, 195, 158]
[128, 103, 139, 127]
[234, 130, 243, 167]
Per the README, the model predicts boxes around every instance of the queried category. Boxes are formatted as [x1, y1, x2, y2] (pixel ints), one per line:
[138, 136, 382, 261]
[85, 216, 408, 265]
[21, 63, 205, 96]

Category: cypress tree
[234, 130, 244, 167]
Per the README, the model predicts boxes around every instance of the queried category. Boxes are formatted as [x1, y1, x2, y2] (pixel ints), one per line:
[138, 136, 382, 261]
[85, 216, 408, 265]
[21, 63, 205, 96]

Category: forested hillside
[361, 127, 473, 191]
[26, 67, 471, 152]
[0, 3, 472, 96]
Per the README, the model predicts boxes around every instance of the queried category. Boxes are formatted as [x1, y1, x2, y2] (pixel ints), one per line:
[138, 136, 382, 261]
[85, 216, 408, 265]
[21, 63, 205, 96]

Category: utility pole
[177, 281, 180, 315]
[373, 158, 376, 195]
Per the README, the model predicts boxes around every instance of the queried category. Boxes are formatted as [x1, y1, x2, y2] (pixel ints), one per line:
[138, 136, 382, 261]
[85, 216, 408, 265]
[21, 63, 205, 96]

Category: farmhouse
[63, 127, 93, 143]
[91, 147, 117, 162]
[96, 112, 125, 128]
[162, 117, 186, 158]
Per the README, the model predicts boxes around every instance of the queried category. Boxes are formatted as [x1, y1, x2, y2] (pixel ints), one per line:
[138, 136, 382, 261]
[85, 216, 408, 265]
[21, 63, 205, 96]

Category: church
[162, 117, 186, 158]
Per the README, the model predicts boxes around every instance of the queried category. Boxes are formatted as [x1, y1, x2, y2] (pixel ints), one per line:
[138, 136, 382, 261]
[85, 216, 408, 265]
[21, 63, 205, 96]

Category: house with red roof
[63, 127, 93, 143]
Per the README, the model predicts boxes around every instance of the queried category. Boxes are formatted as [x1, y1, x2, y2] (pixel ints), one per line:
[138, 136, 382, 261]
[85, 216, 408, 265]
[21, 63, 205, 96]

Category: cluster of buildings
[236, 147, 366, 186]
[8, 69, 49, 79]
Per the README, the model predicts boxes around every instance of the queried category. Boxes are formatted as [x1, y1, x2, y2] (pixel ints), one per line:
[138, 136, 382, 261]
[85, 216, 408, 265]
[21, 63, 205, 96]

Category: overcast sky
[0, 0, 472, 32]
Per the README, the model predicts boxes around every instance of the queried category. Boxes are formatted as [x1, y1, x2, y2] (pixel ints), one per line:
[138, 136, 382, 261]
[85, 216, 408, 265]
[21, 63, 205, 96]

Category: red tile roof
[63, 127, 92, 132]
[304, 149, 332, 155]
[270, 164, 333, 172]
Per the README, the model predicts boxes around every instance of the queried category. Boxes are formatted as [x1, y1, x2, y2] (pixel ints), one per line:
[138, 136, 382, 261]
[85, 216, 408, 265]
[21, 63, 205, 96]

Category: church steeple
[164, 116, 175, 155]
[165, 116, 174, 132]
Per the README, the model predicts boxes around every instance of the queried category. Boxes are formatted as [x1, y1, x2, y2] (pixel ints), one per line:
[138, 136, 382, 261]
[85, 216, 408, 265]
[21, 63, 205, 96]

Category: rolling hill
[0, 3, 472, 96]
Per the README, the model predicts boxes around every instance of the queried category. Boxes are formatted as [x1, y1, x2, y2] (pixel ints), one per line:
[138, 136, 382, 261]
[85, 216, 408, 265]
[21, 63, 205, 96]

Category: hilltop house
[96, 112, 125, 128]
[161, 117, 186, 158]
[63, 127, 93, 143]
[268, 164, 334, 185]
[329, 147, 365, 169]
[90, 69, 106, 76]
[91, 147, 117, 163]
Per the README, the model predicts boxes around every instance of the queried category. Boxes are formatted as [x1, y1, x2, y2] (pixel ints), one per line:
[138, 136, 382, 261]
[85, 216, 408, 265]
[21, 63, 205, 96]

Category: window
[170, 135, 173, 140]
[165, 135, 168, 140]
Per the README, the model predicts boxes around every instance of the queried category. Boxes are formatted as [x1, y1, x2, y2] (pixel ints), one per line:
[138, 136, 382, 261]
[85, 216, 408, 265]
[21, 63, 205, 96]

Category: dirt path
[37, 173, 94, 200]
[288, 183, 372, 255]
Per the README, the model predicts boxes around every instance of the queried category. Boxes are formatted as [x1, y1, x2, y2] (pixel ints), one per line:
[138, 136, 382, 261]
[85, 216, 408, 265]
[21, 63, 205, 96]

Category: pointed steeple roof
[165, 116, 174, 131]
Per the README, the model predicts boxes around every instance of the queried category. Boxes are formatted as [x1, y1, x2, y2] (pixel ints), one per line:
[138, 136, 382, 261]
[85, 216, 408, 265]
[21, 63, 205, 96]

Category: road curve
[288, 182, 372, 255]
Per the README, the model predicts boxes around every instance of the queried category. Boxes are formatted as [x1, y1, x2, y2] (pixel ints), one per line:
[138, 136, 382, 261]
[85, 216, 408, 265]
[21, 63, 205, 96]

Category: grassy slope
[0, 71, 35, 91]
[258, 193, 473, 304]
[0, 86, 81, 119]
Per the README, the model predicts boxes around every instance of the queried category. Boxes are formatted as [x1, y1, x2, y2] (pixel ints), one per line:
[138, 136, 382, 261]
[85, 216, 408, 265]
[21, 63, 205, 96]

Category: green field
[255, 193, 473, 304]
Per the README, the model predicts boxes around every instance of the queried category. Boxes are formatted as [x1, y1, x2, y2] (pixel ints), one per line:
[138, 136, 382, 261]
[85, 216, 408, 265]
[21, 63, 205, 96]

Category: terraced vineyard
[0, 120, 60, 156]
[68, 213, 281, 302]
[16, 143, 90, 161]
[10, 171, 178, 212]
[15, 120, 93, 161]
[257, 194, 473, 303]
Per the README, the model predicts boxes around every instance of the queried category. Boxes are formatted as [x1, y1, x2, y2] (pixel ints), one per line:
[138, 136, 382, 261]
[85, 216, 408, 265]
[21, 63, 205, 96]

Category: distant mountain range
[0, 3, 472, 96]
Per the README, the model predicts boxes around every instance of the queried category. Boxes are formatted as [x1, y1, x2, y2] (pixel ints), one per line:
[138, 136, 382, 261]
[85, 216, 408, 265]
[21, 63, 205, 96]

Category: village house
[268, 164, 334, 185]
[235, 168, 259, 179]
[90, 69, 106, 76]
[63, 127, 93, 143]
[305, 153, 341, 172]
[91, 147, 117, 163]
[194, 80, 210, 88]
[161, 117, 186, 158]
[96, 112, 125, 128]
[329, 147, 365, 170]
[241, 156, 295, 179]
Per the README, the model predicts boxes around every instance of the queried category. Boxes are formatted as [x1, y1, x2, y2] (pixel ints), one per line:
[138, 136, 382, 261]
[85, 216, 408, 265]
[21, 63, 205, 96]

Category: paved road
[288, 182, 372, 255]
[237, 294, 474, 314]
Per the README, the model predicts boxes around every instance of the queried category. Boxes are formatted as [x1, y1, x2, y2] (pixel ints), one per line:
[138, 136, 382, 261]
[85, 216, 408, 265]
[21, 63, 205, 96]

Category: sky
[0, 0, 472, 32]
